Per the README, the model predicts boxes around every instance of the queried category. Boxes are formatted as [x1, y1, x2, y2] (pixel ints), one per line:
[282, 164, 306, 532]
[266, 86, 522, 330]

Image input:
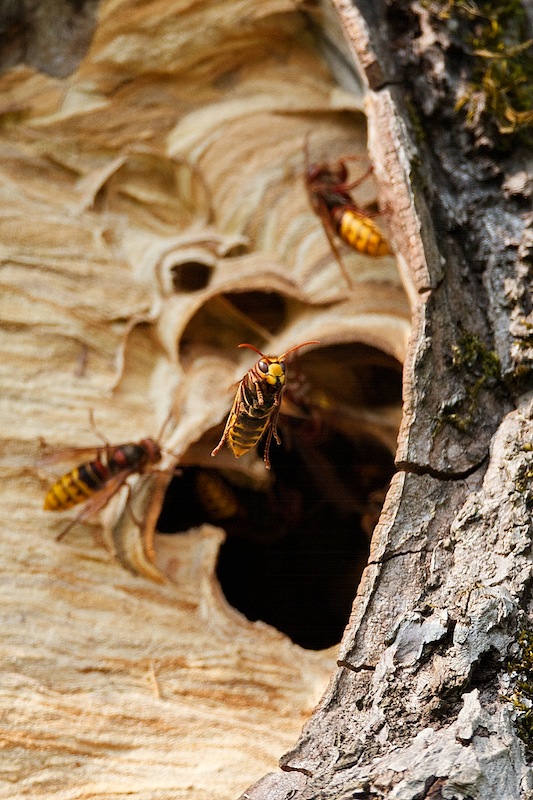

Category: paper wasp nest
[0, 0, 410, 796]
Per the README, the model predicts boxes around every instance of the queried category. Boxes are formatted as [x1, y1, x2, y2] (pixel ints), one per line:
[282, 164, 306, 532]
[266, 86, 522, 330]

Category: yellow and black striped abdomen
[337, 210, 391, 257]
[228, 406, 272, 459]
[44, 462, 102, 511]
[195, 469, 240, 520]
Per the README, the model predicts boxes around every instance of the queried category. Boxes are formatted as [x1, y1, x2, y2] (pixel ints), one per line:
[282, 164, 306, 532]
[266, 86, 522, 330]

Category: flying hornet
[211, 340, 319, 469]
[42, 434, 166, 541]
[304, 137, 392, 287]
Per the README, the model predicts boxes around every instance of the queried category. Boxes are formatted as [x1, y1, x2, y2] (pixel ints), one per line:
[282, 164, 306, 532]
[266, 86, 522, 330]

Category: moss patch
[421, 0, 533, 149]
[505, 629, 533, 757]
[437, 331, 501, 433]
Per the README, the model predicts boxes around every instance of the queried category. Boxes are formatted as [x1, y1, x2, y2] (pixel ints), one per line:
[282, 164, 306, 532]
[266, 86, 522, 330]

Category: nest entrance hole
[171, 261, 213, 292]
[157, 342, 402, 650]
[178, 290, 290, 363]
[217, 428, 394, 650]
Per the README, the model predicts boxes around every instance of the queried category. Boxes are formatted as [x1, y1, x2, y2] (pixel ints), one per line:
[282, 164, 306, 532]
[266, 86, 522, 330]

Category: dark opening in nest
[171, 261, 213, 292]
[159, 340, 401, 649]
[157, 417, 395, 650]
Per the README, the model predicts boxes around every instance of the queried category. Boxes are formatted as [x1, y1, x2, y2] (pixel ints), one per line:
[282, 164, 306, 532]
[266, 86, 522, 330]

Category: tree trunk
[1, 1, 531, 799]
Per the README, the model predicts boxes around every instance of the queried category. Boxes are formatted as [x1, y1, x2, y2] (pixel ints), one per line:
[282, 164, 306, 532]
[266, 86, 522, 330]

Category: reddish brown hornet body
[305, 141, 392, 287]
[43, 438, 162, 541]
[211, 341, 319, 469]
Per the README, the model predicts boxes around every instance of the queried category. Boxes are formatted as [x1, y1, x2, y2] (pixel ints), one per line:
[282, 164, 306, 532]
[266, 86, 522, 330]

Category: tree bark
[0, 1, 406, 797]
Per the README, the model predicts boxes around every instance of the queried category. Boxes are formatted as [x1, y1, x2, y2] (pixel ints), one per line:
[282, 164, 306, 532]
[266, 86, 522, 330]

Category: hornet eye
[258, 360, 269, 373]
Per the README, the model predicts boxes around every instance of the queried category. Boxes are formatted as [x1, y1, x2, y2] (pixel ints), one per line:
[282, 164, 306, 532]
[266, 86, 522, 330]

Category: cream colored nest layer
[0, 1, 410, 797]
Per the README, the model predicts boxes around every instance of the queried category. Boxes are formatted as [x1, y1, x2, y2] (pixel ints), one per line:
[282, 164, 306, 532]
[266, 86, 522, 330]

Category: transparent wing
[37, 442, 119, 468]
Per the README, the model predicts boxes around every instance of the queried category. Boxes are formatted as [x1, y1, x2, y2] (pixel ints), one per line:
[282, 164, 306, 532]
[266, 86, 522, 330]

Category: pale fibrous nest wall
[0, 0, 410, 797]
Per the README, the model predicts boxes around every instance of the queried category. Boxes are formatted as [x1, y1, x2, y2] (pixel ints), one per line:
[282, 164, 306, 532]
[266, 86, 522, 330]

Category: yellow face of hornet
[258, 357, 286, 387]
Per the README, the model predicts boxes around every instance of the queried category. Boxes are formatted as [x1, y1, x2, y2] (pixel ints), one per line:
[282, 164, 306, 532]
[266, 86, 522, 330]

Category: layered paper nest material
[0, 1, 410, 797]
